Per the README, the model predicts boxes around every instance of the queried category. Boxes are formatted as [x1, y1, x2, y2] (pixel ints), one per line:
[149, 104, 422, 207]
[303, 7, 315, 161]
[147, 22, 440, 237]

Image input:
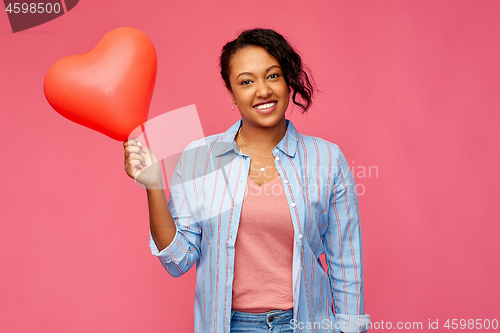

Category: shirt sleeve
[149, 149, 202, 278]
[323, 145, 371, 332]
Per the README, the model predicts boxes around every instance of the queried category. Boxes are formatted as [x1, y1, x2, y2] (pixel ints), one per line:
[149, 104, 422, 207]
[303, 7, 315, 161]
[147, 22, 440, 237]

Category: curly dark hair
[220, 28, 315, 113]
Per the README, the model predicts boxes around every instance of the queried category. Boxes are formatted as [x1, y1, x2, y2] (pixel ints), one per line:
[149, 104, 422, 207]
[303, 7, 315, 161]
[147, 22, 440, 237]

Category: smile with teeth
[254, 101, 277, 110]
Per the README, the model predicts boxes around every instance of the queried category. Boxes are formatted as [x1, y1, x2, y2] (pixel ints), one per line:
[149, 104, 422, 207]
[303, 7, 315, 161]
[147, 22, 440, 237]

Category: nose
[255, 79, 272, 98]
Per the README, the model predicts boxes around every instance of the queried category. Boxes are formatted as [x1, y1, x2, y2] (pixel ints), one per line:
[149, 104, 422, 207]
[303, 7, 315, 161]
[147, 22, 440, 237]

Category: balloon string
[140, 123, 169, 193]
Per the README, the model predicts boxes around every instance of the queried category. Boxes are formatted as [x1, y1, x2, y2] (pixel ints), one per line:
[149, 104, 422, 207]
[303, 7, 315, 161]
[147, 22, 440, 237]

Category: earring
[232, 103, 236, 111]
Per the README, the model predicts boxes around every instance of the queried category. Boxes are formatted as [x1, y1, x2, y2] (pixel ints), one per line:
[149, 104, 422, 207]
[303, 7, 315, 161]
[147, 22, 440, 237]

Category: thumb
[137, 142, 158, 165]
[136, 140, 150, 158]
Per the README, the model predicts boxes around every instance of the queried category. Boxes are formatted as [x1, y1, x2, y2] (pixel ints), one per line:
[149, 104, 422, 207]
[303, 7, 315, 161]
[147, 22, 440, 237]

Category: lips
[252, 100, 278, 114]
[253, 100, 277, 110]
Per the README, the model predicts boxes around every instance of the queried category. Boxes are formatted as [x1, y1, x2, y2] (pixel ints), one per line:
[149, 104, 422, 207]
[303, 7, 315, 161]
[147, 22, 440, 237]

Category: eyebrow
[236, 65, 282, 80]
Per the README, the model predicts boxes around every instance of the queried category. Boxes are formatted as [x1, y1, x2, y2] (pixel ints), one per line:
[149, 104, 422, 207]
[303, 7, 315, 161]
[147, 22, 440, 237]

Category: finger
[123, 139, 139, 148]
[124, 140, 140, 159]
[130, 152, 145, 165]
[138, 140, 155, 156]
[125, 159, 143, 178]
[125, 145, 145, 159]
[129, 159, 143, 170]
[127, 146, 143, 156]
[124, 139, 147, 159]
[130, 152, 146, 166]
[136, 141, 148, 156]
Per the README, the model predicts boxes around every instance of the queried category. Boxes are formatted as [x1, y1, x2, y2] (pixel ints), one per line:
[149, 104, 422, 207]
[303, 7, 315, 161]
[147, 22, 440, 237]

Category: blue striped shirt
[150, 119, 371, 333]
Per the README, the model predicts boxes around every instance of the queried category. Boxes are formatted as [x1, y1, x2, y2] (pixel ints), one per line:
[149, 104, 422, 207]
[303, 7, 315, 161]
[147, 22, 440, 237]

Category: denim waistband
[231, 308, 293, 326]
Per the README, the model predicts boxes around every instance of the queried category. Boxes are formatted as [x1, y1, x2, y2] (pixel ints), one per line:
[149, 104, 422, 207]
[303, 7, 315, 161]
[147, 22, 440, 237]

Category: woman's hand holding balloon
[123, 139, 177, 251]
[123, 139, 162, 189]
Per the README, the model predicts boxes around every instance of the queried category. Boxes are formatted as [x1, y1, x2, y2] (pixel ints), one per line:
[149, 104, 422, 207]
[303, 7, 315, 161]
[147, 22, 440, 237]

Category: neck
[237, 117, 287, 149]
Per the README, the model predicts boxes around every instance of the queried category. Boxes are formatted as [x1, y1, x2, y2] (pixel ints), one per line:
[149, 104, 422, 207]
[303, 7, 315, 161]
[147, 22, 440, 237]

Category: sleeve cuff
[149, 226, 190, 264]
[335, 314, 371, 333]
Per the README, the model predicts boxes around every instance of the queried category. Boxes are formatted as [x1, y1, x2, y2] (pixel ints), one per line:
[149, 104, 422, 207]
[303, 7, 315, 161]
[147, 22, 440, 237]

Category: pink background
[1, 0, 499, 332]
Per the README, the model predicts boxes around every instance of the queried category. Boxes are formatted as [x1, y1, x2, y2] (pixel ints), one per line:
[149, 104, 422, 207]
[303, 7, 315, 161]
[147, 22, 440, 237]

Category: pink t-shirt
[231, 175, 294, 313]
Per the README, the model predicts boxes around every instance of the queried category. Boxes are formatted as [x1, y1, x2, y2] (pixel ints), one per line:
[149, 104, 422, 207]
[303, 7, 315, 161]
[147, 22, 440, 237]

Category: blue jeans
[230, 308, 294, 333]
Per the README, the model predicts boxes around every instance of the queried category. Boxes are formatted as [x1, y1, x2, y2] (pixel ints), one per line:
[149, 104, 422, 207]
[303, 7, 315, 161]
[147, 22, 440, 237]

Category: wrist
[145, 182, 164, 191]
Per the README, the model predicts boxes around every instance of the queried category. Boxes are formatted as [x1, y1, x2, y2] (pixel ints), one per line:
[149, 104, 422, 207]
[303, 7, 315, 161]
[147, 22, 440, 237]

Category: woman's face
[228, 46, 290, 129]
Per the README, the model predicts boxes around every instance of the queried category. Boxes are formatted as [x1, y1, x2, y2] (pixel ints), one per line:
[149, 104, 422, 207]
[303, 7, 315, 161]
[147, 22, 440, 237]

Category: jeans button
[269, 316, 274, 322]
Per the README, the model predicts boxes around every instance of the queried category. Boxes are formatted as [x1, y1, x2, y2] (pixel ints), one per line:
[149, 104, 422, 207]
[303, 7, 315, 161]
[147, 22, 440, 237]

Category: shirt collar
[213, 118, 298, 157]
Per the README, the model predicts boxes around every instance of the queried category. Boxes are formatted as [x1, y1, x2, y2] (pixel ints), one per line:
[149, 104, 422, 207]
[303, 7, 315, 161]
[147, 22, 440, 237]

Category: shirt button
[298, 234, 303, 239]
[274, 149, 279, 154]
[275, 156, 280, 161]
[291, 202, 296, 208]
[284, 179, 289, 184]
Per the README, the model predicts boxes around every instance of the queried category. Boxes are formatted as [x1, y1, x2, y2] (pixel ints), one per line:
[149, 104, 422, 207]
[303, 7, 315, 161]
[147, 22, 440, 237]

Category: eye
[268, 73, 280, 79]
[241, 80, 252, 85]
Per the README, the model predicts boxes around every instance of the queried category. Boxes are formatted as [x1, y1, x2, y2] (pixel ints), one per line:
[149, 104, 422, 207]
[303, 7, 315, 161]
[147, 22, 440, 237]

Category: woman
[123, 28, 370, 333]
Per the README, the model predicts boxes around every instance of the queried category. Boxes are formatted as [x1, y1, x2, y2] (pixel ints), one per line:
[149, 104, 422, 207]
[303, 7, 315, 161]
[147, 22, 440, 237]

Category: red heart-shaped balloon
[44, 27, 157, 141]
